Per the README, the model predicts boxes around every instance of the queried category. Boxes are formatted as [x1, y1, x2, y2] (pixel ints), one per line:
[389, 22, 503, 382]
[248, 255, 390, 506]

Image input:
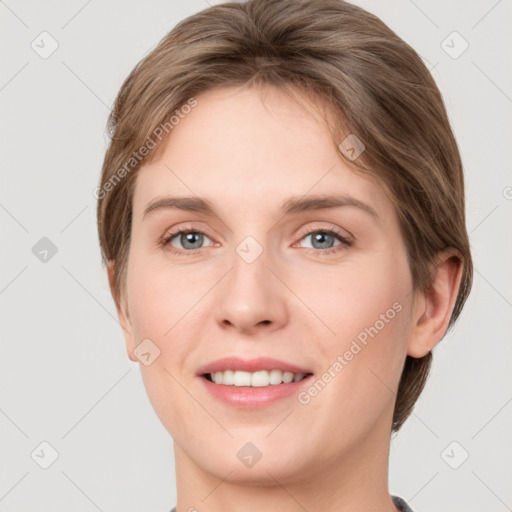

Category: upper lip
[197, 357, 312, 376]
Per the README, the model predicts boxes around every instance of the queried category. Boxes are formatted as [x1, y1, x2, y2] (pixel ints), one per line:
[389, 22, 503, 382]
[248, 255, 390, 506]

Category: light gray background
[1, 1, 511, 511]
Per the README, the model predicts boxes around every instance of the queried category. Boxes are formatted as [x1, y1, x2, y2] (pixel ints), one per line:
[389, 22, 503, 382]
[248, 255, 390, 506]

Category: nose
[214, 241, 289, 336]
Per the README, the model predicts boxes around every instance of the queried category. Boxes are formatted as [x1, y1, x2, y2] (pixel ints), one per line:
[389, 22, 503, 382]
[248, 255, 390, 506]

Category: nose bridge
[235, 234, 266, 267]
[229, 232, 274, 307]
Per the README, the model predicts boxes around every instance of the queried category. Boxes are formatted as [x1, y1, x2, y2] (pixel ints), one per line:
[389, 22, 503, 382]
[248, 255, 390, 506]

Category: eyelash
[159, 227, 352, 256]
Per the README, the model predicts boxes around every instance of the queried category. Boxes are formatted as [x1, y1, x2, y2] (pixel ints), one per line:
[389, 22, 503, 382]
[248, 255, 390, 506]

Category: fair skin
[110, 85, 462, 512]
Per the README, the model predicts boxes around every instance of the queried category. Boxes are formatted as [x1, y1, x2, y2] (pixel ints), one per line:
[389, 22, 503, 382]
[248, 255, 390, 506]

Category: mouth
[197, 357, 314, 408]
[202, 369, 311, 386]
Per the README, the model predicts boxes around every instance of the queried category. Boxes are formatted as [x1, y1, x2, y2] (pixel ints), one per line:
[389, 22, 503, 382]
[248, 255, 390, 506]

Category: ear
[407, 250, 464, 358]
[107, 261, 138, 362]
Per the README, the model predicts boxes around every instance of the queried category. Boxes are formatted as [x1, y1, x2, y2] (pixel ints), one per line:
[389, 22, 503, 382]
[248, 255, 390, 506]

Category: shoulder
[392, 495, 415, 511]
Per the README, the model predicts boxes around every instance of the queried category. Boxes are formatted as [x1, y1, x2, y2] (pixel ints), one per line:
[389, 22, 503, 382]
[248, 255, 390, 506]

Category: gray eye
[172, 232, 210, 250]
[304, 232, 340, 250]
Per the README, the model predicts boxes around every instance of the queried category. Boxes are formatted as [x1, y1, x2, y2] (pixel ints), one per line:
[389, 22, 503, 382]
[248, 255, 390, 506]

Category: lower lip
[199, 375, 312, 408]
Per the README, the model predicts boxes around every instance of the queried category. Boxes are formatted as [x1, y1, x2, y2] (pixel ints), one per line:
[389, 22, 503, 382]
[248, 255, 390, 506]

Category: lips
[196, 357, 313, 408]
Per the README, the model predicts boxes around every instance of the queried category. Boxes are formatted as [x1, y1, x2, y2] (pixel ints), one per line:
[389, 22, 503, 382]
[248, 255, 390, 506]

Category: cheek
[125, 249, 196, 343]
[303, 248, 410, 348]
[124, 257, 204, 436]
[297, 248, 411, 411]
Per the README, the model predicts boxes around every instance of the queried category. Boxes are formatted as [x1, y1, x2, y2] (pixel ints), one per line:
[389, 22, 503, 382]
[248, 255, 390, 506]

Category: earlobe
[407, 250, 464, 358]
[107, 261, 138, 363]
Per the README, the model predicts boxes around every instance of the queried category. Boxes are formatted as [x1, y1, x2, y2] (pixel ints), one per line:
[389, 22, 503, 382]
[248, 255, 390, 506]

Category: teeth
[251, 371, 269, 387]
[208, 370, 308, 387]
[269, 369, 283, 385]
[233, 371, 251, 386]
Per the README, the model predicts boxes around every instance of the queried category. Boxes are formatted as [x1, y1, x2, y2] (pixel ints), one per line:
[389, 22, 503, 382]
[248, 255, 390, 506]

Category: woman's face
[118, 85, 417, 484]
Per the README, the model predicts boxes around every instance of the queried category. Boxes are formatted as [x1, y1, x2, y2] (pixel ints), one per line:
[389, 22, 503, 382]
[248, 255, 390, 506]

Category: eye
[297, 228, 352, 255]
[161, 229, 213, 254]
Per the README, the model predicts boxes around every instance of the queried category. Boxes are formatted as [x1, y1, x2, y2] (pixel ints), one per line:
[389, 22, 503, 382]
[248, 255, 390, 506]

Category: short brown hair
[97, 0, 473, 432]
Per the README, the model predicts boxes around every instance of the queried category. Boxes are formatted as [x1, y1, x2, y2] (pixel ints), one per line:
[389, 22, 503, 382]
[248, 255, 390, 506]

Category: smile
[204, 369, 310, 387]
[197, 357, 314, 408]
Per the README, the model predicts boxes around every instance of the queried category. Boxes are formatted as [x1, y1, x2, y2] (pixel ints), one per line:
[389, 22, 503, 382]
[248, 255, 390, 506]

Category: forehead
[132, 85, 394, 221]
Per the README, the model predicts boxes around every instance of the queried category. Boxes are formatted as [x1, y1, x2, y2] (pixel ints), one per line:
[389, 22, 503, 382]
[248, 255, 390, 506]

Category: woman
[96, 1, 473, 510]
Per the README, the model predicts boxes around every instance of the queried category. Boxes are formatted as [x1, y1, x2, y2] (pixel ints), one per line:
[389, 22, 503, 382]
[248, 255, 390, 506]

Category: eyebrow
[142, 194, 378, 219]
